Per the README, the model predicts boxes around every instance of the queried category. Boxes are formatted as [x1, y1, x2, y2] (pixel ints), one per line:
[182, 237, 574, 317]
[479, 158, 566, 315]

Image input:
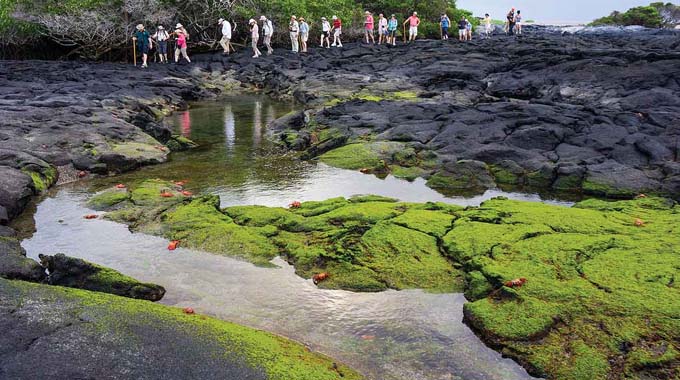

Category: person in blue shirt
[132, 24, 151, 68]
[299, 17, 310, 53]
[440, 14, 451, 40]
[387, 14, 398, 45]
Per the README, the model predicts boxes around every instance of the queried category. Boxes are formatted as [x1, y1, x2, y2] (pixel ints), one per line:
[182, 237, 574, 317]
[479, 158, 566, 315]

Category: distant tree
[591, 3, 671, 28]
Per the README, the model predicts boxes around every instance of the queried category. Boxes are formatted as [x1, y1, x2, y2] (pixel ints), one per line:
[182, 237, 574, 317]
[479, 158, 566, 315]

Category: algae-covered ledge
[88, 179, 680, 380]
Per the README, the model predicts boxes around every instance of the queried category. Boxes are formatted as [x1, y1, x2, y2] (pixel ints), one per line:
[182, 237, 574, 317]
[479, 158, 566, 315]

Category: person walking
[507, 8, 516, 36]
[440, 13, 451, 40]
[132, 24, 151, 68]
[173, 23, 191, 63]
[515, 10, 523, 35]
[249, 19, 262, 58]
[466, 18, 473, 40]
[403, 12, 420, 42]
[289, 15, 300, 52]
[299, 17, 310, 52]
[484, 13, 492, 38]
[151, 25, 169, 63]
[457, 17, 467, 42]
[260, 16, 274, 55]
[331, 15, 343, 47]
[387, 14, 398, 45]
[320, 17, 331, 48]
[218, 18, 232, 55]
[364, 11, 375, 44]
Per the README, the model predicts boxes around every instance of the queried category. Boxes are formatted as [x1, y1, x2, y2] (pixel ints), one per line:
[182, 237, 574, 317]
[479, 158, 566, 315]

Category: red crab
[289, 201, 302, 209]
[183, 307, 195, 314]
[160, 191, 174, 198]
[77, 171, 88, 178]
[168, 240, 180, 250]
[634, 218, 645, 227]
[181, 190, 193, 197]
[115, 183, 126, 189]
[174, 180, 187, 187]
[313, 272, 329, 285]
[504, 277, 527, 288]
[635, 194, 647, 199]
[83, 214, 98, 220]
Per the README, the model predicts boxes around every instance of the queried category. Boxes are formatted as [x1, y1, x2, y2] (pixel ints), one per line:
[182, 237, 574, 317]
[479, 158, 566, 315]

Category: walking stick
[440, 24, 442, 40]
[133, 41, 136, 66]
[403, 24, 406, 43]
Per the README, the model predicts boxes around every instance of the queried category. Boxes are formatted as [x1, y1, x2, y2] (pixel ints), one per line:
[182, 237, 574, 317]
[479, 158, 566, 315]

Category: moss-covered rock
[87, 188, 130, 210]
[0, 278, 363, 380]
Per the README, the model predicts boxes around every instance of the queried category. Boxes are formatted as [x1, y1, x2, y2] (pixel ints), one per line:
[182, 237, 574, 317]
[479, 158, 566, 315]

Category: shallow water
[21, 96, 564, 379]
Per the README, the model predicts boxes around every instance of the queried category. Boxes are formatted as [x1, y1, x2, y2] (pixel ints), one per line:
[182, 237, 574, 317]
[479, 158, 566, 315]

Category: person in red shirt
[331, 15, 343, 47]
[364, 11, 375, 44]
[403, 11, 420, 42]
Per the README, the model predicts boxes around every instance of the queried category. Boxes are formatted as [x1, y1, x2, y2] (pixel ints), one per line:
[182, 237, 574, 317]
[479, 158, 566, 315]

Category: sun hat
[321, 16, 327, 20]
[260, 15, 267, 21]
[136, 24, 144, 30]
[218, 18, 224, 24]
[365, 11, 370, 14]
[291, 15, 297, 19]
[249, 18, 256, 24]
[157, 25, 164, 30]
[413, 11, 418, 15]
[176, 23, 183, 29]
[332, 15, 337, 20]
[299, 17, 305, 21]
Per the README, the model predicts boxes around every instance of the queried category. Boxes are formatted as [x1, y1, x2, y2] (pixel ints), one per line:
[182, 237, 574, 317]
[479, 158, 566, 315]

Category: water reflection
[180, 110, 191, 137]
[224, 104, 235, 151]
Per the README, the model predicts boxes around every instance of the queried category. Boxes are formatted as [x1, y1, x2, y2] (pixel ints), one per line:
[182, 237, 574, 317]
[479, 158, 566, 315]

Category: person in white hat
[151, 25, 169, 63]
[218, 18, 232, 54]
[320, 17, 331, 48]
[172, 23, 191, 63]
[132, 24, 151, 68]
[248, 19, 262, 58]
[403, 11, 420, 42]
[364, 11, 375, 44]
[331, 15, 343, 47]
[298, 17, 310, 53]
[260, 16, 274, 55]
[289, 15, 299, 52]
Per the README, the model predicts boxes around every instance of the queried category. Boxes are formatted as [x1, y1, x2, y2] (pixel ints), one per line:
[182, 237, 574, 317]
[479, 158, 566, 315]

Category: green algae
[1, 278, 362, 380]
[87, 188, 130, 210]
[88, 180, 680, 378]
[22, 165, 57, 193]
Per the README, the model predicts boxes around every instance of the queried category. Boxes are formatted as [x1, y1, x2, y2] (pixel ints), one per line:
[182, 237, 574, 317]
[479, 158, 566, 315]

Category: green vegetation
[87, 188, 131, 210]
[89, 180, 680, 379]
[591, 2, 680, 28]
[1, 278, 362, 380]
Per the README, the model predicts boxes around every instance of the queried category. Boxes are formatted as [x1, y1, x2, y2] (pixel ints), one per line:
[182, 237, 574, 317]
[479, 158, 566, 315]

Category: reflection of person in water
[223, 105, 235, 151]
[253, 101, 262, 146]
[181, 111, 191, 137]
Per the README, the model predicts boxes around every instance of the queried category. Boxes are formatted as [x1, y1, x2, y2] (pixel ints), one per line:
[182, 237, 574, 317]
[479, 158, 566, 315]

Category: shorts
[388, 30, 396, 37]
[300, 33, 308, 42]
[442, 27, 449, 35]
[409, 26, 418, 36]
[365, 28, 373, 35]
[322, 31, 330, 38]
[334, 28, 342, 37]
[139, 45, 149, 54]
[459, 29, 466, 37]
[158, 41, 167, 54]
[381, 28, 389, 36]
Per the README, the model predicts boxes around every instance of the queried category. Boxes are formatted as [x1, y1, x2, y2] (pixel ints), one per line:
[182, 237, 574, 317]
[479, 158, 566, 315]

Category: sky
[456, 0, 672, 24]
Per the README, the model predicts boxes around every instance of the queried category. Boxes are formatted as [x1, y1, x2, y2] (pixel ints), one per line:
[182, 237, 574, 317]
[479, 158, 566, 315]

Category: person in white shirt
[260, 15, 274, 55]
[377, 14, 388, 45]
[289, 15, 299, 52]
[484, 14, 492, 38]
[320, 17, 331, 48]
[218, 18, 232, 55]
[249, 19, 261, 58]
[151, 25, 169, 63]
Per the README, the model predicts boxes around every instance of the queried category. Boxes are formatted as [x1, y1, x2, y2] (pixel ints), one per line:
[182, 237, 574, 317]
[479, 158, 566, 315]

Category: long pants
[290, 32, 299, 52]
[175, 46, 190, 62]
[220, 35, 231, 52]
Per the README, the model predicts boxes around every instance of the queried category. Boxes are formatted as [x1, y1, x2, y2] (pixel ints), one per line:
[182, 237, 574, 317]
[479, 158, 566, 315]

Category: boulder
[0, 237, 46, 282]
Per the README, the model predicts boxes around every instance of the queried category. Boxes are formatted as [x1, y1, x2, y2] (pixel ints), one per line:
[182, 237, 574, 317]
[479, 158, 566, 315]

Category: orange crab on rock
[504, 277, 527, 288]
[313, 272, 329, 285]
[83, 214, 98, 220]
[289, 201, 302, 209]
[115, 183, 126, 189]
[168, 240, 180, 250]
[160, 191, 174, 198]
[634, 218, 645, 227]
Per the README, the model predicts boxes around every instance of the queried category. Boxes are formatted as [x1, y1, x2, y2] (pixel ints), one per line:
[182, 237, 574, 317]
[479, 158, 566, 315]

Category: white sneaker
[331, 43, 336, 47]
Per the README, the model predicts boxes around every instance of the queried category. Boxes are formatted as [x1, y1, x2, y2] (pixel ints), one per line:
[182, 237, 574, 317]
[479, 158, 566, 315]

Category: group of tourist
[132, 9, 527, 67]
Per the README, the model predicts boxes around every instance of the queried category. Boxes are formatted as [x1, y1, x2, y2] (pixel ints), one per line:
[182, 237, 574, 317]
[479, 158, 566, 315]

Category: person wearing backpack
[151, 25, 169, 63]
[289, 15, 300, 53]
[132, 24, 152, 68]
[218, 18, 232, 55]
[440, 13, 451, 40]
[260, 16, 274, 55]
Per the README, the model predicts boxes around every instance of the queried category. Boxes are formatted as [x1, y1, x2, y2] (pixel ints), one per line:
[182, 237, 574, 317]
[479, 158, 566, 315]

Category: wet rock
[0, 166, 34, 220]
[38, 253, 165, 301]
[0, 237, 46, 282]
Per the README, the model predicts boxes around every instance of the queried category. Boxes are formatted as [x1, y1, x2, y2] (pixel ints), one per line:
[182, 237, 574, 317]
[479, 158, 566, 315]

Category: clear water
[21, 95, 564, 380]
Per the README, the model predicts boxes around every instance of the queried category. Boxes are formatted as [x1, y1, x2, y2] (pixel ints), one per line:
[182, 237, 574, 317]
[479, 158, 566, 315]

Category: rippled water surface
[21, 95, 566, 380]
